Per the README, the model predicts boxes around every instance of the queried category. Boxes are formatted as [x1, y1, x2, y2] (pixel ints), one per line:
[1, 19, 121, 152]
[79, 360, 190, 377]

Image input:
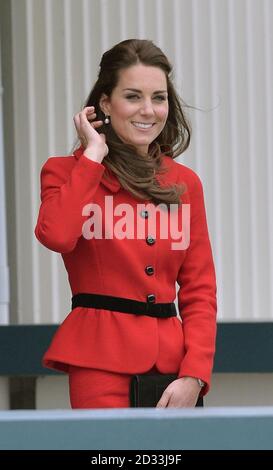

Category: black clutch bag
[130, 373, 204, 407]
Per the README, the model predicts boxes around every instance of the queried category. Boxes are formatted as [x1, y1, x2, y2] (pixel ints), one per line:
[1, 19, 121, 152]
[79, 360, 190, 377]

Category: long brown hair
[74, 39, 191, 206]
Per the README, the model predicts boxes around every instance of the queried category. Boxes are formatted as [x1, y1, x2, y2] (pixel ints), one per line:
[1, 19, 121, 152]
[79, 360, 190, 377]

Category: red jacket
[35, 146, 217, 394]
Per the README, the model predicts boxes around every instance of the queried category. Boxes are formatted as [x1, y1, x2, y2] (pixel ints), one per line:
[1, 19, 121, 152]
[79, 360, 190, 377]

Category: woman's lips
[131, 122, 155, 130]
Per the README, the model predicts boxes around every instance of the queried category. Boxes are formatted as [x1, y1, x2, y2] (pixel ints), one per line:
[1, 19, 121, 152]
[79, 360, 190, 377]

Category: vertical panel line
[173, 0, 182, 85]
[156, 0, 164, 47]
[0, 37, 10, 324]
[226, 0, 242, 319]
[245, 0, 258, 319]
[119, 0, 127, 40]
[82, 0, 91, 98]
[264, 0, 273, 319]
[45, 0, 60, 323]
[26, 0, 40, 323]
[100, 0, 109, 52]
[209, 0, 224, 319]
[191, 0, 202, 175]
[64, 0, 74, 147]
[137, 0, 145, 38]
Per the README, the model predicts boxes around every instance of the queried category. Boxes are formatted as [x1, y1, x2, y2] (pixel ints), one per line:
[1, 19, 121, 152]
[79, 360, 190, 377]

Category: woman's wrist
[181, 376, 205, 389]
[83, 147, 104, 163]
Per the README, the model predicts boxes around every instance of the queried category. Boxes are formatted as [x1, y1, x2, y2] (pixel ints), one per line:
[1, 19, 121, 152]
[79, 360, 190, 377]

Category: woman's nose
[140, 100, 155, 115]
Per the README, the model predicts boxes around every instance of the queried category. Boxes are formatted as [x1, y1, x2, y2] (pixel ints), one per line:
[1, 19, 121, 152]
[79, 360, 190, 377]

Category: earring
[104, 115, 110, 124]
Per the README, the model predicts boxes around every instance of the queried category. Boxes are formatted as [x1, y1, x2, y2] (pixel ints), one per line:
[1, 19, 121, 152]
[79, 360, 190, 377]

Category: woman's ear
[99, 93, 110, 115]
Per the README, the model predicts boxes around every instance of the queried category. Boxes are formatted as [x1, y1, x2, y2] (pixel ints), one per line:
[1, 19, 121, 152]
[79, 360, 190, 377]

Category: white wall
[3, 0, 273, 324]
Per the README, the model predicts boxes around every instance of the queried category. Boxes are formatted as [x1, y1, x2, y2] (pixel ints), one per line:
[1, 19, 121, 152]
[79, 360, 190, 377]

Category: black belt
[71, 293, 177, 318]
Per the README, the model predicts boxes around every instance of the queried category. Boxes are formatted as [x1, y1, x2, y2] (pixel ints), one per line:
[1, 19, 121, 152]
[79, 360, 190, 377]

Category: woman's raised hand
[73, 106, 109, 163]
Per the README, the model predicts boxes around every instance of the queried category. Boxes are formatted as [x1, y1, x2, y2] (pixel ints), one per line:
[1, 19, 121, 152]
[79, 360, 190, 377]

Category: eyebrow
[122, 88, 168, 94]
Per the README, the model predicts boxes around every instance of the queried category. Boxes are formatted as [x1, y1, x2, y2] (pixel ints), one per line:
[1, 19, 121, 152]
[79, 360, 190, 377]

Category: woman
[35, 39, 217, 408]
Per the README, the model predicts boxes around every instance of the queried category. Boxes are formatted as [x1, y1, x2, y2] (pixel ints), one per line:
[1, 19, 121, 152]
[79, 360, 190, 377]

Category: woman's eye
[125, 95, 166, 101]
[154, 96, 166, 101]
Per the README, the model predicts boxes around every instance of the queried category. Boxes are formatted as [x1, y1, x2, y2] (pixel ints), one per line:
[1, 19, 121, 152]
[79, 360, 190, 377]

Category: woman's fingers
[86, 113, 104, 128]
[91, 120, 103, 128]
[73, 107, 104, 148]
[85, 106, 95, 112]
[73, 113, 81, 134]
[79, 109, 103, 128]
[87, 112, 96, 120]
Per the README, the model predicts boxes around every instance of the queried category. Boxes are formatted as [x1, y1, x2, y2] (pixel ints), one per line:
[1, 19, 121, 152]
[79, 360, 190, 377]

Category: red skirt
[69, 364, 159, 409]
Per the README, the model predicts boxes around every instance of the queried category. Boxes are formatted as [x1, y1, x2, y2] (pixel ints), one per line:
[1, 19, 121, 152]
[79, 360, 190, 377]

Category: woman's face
[100, 64, 169, 155]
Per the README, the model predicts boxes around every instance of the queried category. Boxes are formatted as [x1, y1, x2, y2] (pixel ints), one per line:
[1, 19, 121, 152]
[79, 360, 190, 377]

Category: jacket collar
[73, 146, 121, 193]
